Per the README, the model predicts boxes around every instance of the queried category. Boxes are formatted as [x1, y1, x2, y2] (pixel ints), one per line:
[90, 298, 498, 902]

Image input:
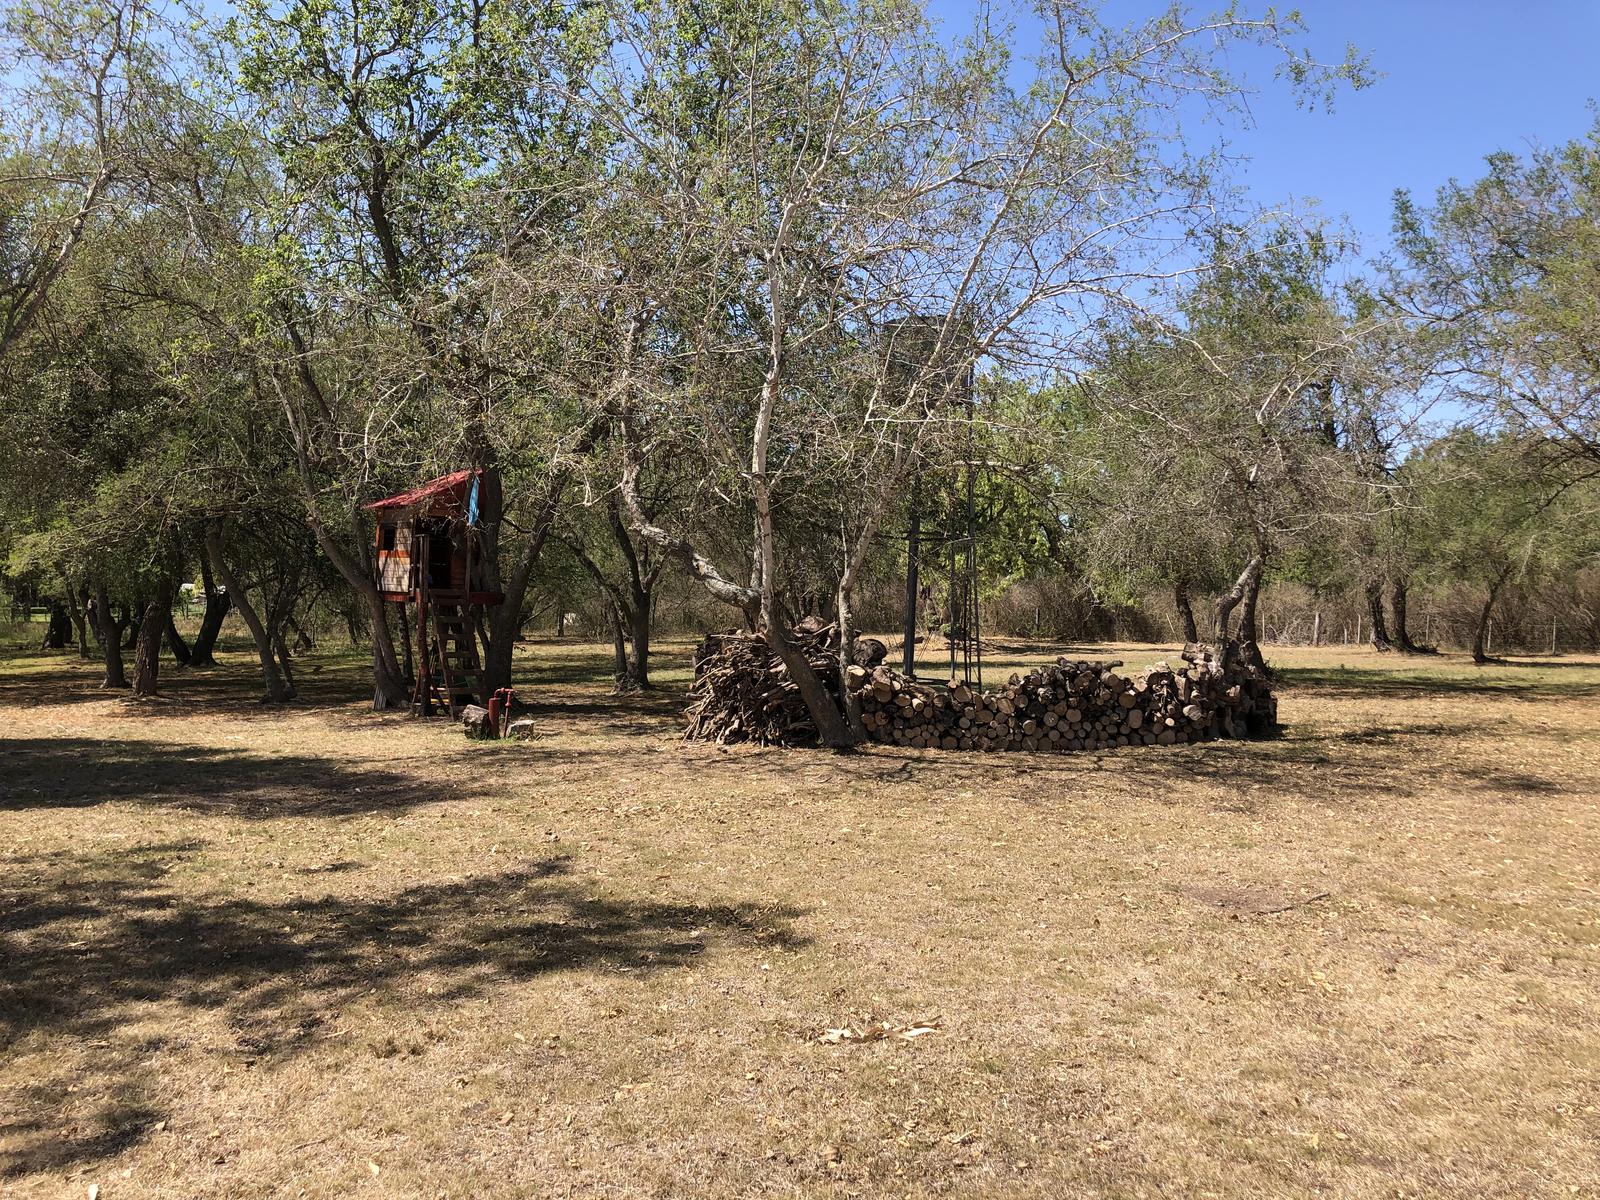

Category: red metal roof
[364, 469, 478, 513]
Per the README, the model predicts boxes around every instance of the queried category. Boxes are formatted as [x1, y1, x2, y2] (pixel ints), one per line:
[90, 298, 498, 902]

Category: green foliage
[0, 0, 1590, 668]
[1389, 115, 1600, 463]
[1403, 430, 1599, 596]
[1075, 218, 1389, 612]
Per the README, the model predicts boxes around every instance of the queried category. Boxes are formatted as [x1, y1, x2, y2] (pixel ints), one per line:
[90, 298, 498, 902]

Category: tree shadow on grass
[1098, 728, 1575, 805]
[509, 640, 697, 689]
[516, 693, 686, 739]
[0, 840, 808, 1179]
[780, 716, 1573, 811]
[0, 646, 374, 711]
[0, 736, 600, 818]
[1274, 664, 1600, 702]
[1, 646, 699, 737]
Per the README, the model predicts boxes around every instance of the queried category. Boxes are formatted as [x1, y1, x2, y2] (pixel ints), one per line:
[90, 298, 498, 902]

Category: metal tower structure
[887, 314, 981, 689]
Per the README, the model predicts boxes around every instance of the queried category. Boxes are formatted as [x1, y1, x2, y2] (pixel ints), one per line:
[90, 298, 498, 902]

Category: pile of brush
[684, 619, 888, 746]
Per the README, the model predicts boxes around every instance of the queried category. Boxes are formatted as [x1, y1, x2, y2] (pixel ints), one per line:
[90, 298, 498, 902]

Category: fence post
[1312, 610, 1321, 647]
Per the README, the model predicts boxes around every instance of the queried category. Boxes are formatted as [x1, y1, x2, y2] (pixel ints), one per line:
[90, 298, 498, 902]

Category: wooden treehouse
[365, 469, 503, 718]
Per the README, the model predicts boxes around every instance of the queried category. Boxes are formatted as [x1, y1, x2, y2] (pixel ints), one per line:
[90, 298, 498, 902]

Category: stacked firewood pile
[849, 642, 1276, 751]
[684, 619, 887, 746]
[685, 629, 1276, 751]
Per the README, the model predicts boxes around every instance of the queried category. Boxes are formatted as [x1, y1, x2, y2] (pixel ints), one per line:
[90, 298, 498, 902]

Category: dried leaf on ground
[818, 1015, 941, 1044]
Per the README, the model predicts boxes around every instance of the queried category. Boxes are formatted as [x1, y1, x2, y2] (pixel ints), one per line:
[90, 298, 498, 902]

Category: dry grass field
[2, 631, 1598, 1199]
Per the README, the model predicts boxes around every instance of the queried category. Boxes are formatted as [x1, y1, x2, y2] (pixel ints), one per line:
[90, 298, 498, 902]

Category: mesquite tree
[1091, 224, 1396, 669]
[0, 0, 159, 358]
[559, 0, 1366, 745]
[559, 462, 683, 692]
[1389, 119, 1600, 468]
[221, 0, 597, 705]
[1405, 431, 1599, 663]
[0, 231, 192, 688]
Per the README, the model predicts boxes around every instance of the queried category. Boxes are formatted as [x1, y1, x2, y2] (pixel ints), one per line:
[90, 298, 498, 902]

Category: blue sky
[928, 0, 1600, 259]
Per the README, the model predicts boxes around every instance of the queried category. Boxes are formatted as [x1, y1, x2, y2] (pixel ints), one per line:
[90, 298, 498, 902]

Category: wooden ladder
[416, 600, 485, 717]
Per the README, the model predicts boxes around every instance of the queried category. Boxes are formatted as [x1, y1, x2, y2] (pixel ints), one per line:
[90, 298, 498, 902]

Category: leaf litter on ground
[817, 1015, 941, 1045]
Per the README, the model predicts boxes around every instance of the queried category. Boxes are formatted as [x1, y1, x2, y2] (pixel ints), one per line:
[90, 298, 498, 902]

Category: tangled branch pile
[684, 620, 888, 746]
[849, 642, 1276, 751]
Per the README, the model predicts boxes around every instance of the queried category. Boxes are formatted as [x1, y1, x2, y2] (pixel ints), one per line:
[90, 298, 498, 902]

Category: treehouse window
[381, 525, 397, 551]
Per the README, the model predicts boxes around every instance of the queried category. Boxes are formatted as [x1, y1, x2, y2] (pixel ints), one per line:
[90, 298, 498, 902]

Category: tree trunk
[1365, 582, 1393, 651]
[273, 630, 298, 698]
[604, 495, 657, 693]
[299, 494, 406, 706]
[482, 471, 567, 694]
[1391, 580, 1423, 653]
[1236, 568, 1269, 673]
[1213, 556, 1263, 641]
[367, 593, 407, 708]
[205, 529, 290, 702]
[1174, 579, 1199, 643]
[483, 535, 556, 692]
[70, 586, 91, 658]
[132, 581, 172, 696]
[320, 518, 406, 708]
[628, 600, 652, 690]
[273, 306, 407, 706]
[189, 553, 230, 666]
[1472, 575, 1508, 665]
[94, 584, 128, 689]
[607, 603, 638, 693]
[40, 602, 70, 649]
[834, 581, 870, 743]
[480, 611, 518, 694]
[344, 604, 365, 648]
[769, 623, 861, 749]
[902, 479, 922, 674]
[482, 614, 519, 697]
[166, 611, 192, 665]
[566, 509, 657, 695]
